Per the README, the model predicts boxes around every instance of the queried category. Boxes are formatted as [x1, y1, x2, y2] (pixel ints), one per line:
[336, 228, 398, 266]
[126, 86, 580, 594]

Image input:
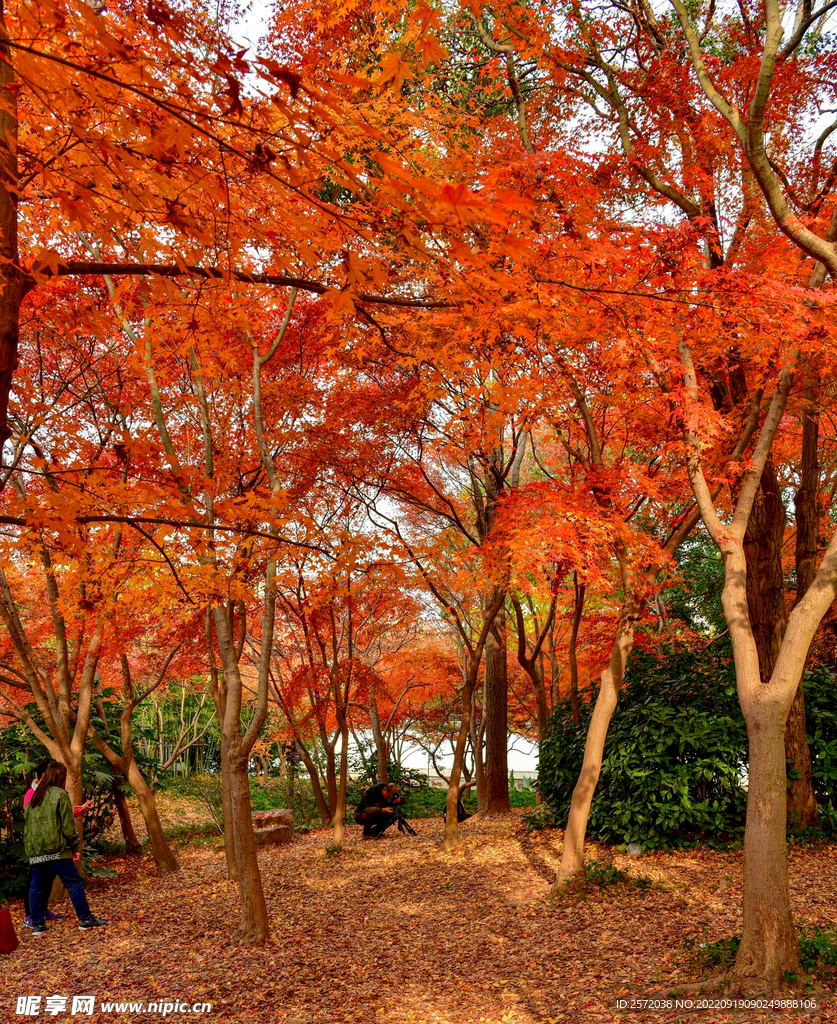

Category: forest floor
[3, 796, 836, 1024]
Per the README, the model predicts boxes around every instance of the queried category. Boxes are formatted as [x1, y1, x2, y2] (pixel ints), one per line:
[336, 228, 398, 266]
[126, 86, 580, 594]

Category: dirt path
[3, 813, 835, 1023]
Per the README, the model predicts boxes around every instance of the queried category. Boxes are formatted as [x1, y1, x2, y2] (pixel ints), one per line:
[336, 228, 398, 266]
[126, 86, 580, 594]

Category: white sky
[400, 736, 539, 773]
[232, 2, 272, 53]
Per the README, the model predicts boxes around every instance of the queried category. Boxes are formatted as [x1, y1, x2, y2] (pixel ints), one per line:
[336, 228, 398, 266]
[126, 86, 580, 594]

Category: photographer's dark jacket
[354, 784, 395, 821]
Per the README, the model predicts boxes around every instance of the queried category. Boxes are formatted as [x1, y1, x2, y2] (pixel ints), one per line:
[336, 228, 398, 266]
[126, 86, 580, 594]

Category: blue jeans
[29, 859, 91, 927]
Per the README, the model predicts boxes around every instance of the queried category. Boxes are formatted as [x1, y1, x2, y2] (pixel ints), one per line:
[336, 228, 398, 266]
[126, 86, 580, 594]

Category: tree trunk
[721, 542, 805, 989]
[124, 758, 179, 873]
[532, 670, 549, 747]
[526, 668, 548, 807]
[742, 456, 817, 828]
[88, 718, 181, 873]
[475, 711, 488, 813]
[743, 460, 787, 677]
[324, 738, 338, 815]
[569, 576, 585, 725]
[369, 693, 388, 784]
[287, 751, 295, 810]
[731, 698, 799, 989]
[470, 687, 487, 813]
[441, 685, 473, 852]
[219, 739, 238, 880]
[228, 755, 269, 944]
[555, 594, 639, 884]
[483, 599, 510, 815]
[294, 740, 332, 824]
[112, 779, 141, 856]
[786, 405, 819, 828]
[784, 688, 816, 828]
[64, 761, 84, 808]
[332, 719, 349, 847]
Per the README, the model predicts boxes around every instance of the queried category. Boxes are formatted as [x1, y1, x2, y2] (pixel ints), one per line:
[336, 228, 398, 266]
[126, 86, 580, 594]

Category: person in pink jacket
[22, 759, 92, 928]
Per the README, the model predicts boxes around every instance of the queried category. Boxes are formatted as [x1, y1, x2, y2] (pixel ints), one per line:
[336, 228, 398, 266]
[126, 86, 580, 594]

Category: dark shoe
[44, 909, 61, 922]
[31, 925, 48, 937]
[78, 916, 107, 930]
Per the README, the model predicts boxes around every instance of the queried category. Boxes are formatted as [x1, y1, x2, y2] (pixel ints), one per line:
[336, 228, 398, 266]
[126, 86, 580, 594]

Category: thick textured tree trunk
[568, 577, 585, 725]
[287, 753, 295, 810]
[743, 459, 787, 678]
[742, 457, 817, 828]
[532, 670, 549, 746]
[786, 406, 819, 828]
[229, 754, 269, 944]
[219, 739, 238, 880]
[368, 694, 388, 783]
[124, 758, 179, 873]
[332, 720, 349, 847]
[721, 543, 807, 990]
[470, 690, 486, 814]
[732, 699, 799, 989]
[441, 686, 473, 852]
[0, 0, 21, 453]
[324, 739, 338, 814]
[112, 780, 141, 856]
[294, 741, 332, 824]
[784, 688, 816, 828]
[554, 593, 639, 885]
[483, 599, 510, 815]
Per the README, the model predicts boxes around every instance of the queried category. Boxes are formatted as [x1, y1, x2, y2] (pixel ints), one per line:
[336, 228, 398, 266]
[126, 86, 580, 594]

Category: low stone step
[253, 825, 292, 847]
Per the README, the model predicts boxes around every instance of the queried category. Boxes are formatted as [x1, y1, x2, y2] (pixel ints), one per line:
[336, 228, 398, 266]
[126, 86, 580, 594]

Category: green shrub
[801, 665, 837, 833]
[684, 935, 740, 970]
[687, 928, 837, 981]
[165, 772, 326, 833]
[536, 645, 749, 848]
[537, 645, 837, 848]
[250, 777, 323, 830]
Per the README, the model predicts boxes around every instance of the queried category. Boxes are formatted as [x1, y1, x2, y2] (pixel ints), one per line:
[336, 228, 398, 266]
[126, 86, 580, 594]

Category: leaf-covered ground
[3, 805, 836, 1023]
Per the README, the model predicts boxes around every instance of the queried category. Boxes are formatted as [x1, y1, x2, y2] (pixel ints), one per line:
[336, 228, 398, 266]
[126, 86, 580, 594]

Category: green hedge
[804, 663, 837, 834]
[537, 646, 748, 848]
[537, 646, 837, 848]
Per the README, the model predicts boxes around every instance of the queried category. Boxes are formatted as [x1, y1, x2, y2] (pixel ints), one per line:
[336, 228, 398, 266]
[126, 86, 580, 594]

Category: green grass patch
[685, 927, 837, 982]
[553, 859, 655, 899]
[162, 821, 224, 848]
[684, 935, 740, 970]
[800, 926, 837, 981]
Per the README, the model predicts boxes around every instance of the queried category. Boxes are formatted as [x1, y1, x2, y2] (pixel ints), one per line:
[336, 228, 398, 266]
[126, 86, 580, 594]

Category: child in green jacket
[24, 761, 107, 937]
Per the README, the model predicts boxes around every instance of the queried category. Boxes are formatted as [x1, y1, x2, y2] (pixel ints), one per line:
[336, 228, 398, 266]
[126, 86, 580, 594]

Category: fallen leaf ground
[3, 800, 836, 1024]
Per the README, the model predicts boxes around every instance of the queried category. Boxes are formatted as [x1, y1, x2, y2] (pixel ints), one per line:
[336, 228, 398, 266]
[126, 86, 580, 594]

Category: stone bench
[252, 807, 294, 830]
[252, 807, 294, 847]
[217, 807, 295, 853]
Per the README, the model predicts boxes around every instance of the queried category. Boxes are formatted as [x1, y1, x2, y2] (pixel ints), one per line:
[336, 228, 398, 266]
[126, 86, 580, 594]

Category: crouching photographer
[354, 782, 410, 839]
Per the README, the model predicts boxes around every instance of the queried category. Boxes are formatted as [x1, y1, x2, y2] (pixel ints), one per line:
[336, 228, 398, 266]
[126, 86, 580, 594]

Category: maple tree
[0, 0, 836, 1008]
[436, 0, 837, 991]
